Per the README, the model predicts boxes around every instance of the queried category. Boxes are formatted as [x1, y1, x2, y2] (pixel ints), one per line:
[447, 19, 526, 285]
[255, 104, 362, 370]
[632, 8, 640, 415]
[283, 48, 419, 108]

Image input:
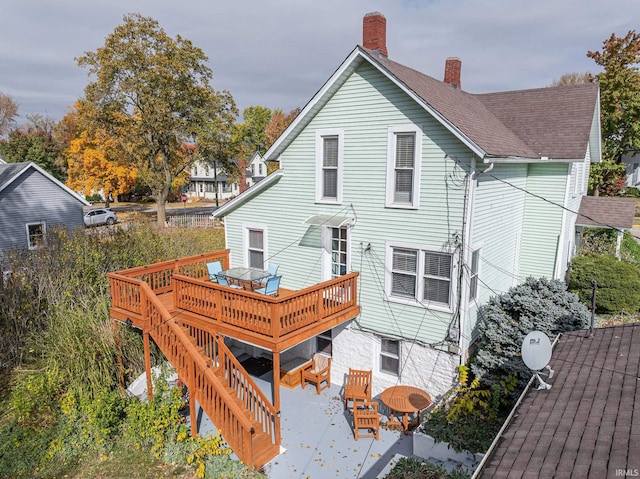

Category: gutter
[471, 333, 561, 478]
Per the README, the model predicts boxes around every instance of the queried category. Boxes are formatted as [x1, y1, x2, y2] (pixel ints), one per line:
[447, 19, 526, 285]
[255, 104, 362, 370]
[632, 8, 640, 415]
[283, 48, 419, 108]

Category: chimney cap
[364, 11, 385, 18]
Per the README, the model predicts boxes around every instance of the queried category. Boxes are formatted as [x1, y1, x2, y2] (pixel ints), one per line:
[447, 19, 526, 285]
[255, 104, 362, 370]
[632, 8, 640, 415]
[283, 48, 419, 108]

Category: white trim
[385, 125, 422, 209]
[213, 170, 283, 218]
[379, 337, 401, 376]
[263, 47, 487, 163]
[554, 164, 573, 280]
[0, 162, 90, 205]
[25, 221, 46, 250]
[315, 129, 344, 204]
[384, 240, 457, 313]
[242, 223, 269, 269]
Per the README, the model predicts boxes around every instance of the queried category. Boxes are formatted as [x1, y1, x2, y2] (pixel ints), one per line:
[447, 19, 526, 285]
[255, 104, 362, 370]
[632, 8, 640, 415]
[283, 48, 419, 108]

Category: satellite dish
[521, 331, 554, 390]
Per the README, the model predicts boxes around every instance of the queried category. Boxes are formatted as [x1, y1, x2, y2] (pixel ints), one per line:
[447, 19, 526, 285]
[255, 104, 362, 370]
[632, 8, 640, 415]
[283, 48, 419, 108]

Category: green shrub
[569, 254, 640, 313]
[421, 367, 516, 454]
[385, 456, 470, 479]
[472, 277, 590, 387]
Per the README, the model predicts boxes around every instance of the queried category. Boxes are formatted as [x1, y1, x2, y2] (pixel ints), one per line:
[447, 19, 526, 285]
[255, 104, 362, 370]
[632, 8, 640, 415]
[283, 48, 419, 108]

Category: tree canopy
[0, 92, 19, 138]
[586, 30, 640, 195]
[77, 13, 234, 224]
[0, 116, 66, 180]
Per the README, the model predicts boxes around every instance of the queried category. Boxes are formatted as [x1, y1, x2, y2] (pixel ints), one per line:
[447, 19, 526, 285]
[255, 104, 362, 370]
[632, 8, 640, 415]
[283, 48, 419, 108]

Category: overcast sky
[1, 0, 638, 124]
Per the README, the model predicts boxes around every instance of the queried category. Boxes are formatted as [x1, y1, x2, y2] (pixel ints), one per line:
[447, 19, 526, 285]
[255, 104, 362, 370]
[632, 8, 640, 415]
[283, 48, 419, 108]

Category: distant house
[211, 12, 601, 398]
[0, 161, 89, 258]
[622, 152, 640, 189]
[187, 153, 268, 201]
[474, 323, 640, 478]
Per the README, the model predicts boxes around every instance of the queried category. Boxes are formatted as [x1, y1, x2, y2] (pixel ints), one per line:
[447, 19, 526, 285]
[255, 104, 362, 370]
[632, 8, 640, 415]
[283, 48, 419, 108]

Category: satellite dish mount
[521, 331, 555, 390]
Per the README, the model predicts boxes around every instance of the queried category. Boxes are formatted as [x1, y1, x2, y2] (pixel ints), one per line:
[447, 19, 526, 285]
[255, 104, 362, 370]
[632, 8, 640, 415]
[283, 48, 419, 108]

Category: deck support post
[113, 321, 125, 389]
[143, 331, 153, 401]
[273, 351, 281, 413]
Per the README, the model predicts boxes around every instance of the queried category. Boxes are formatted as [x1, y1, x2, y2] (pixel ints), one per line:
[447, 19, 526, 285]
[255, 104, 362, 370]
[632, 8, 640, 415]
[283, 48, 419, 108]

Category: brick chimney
[444, 57, 462, 89]
[363, 12, 388, 57]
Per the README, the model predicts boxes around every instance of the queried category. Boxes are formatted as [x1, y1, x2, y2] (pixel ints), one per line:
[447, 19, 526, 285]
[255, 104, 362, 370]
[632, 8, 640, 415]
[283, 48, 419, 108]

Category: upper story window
[387, 243, 455, 311]
[315, 129, 343, 204]
[386, 125, 422, 208]
[245, 227, 266, 268]
[468, 248, 480, 302]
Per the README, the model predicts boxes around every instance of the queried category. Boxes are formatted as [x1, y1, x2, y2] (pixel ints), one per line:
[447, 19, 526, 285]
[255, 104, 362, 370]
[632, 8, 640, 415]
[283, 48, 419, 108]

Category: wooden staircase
[140, 282, 280, 469]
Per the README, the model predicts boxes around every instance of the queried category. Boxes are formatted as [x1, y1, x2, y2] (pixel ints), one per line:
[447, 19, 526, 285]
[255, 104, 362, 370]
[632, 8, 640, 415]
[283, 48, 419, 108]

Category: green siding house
[213, 13, 601, 398]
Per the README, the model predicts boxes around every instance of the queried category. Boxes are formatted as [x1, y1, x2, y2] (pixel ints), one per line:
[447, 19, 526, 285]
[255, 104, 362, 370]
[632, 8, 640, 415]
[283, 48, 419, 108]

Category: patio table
[220, 267, 271, 290]
[380, 385, 431, 434]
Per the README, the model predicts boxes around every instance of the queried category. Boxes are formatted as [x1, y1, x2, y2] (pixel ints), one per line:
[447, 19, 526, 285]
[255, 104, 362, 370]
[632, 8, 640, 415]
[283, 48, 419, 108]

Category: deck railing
[130, 280, 276, 468]
[171, 272, 359, 341]
[109, 250, 229, 298]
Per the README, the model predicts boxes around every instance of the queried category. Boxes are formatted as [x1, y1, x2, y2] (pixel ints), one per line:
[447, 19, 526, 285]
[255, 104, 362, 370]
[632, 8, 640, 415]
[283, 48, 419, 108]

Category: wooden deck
[107, 250, 360, 470]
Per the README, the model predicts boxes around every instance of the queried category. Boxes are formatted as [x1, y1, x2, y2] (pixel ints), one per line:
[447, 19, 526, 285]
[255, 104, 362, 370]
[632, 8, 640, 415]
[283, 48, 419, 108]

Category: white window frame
[26, 221, 46, 250]
[243, 224, 269, 269]
[379, 337, 400, 376]
[385, 241, 456, 312]
[315, 129, 343, 204]
[468, 247, 481, 303]
[385, 125, 422, 209]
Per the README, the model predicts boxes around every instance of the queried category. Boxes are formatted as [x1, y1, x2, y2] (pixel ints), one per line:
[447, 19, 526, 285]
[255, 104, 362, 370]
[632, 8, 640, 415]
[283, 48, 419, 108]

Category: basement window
[380, 338, 400, 376]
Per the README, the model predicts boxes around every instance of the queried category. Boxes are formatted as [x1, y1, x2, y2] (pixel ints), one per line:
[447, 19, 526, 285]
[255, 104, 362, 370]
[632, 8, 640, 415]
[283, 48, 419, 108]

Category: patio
[193, 374, 413, 478]
[188, 367, 475, 479]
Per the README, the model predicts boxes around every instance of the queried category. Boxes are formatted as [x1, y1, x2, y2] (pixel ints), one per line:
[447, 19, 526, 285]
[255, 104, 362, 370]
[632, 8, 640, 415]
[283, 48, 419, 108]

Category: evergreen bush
[471, 277, 590, 387]
[569, 254, 640, 313]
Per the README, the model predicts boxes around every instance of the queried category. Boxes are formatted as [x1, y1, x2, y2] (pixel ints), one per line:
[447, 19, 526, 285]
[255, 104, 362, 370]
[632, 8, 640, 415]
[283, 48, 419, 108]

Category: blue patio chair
[254, 275, 281, 296]
[207, 261, 222, 281]
[215, 274, 243, 290]
[257, 263, 279, 285]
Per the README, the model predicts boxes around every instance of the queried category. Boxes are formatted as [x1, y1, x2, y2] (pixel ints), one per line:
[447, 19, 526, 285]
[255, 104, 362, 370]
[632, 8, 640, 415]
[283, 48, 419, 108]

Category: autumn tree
[64, 103, 138, 206]
[0, 92, 19, 138]
[587, 30, 640, 195]
[77, 13, 231, 225]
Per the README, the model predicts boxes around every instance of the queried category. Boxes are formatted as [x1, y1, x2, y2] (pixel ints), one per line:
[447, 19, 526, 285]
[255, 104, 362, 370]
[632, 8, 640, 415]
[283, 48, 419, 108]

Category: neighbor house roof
[576, 196, 637, 229]
[476, 323, 640, 478]
[265, 46, 600, 164]
[0, 161, 90, 205]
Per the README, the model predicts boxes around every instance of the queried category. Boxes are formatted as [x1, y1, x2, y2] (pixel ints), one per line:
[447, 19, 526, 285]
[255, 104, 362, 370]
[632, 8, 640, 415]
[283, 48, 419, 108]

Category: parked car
[83, 208, 117, 227]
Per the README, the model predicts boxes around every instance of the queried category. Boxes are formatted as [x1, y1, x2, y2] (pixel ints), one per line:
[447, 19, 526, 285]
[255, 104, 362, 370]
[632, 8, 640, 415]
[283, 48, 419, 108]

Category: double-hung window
[388, 244, 454, 310]
[468, 249, 480, 302]
[380, 338, 400, 375]
[315, 129, 343, 203]
[245, 227, 266, 268]
[386, 125, 422, 208]
[26, 222, 46, 250]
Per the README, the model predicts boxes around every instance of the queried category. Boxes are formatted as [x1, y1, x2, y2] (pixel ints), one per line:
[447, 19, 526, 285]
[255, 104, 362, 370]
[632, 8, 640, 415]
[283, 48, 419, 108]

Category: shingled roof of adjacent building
[576, 196, 637, 229]
[476, 323, 640, 478]
[367, 50, 599, 160]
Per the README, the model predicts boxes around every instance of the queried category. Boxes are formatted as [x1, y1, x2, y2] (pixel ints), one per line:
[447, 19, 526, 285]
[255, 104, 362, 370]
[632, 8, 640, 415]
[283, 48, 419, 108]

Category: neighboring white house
[188, 153, 268, 201]
[622, 152, 640, 188]
[0, 161, 90, 259]
[212, 12, 601, 399]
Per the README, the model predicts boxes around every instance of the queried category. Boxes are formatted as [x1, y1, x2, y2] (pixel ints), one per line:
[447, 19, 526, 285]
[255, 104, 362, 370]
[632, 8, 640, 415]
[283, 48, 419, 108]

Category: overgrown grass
[0, 224, 262, 478]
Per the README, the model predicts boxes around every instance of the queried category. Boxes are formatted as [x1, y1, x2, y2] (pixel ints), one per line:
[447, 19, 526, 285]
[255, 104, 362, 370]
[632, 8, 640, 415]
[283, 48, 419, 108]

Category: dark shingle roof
[477, 324, 640, 478]
[0, 162, 28, 188]
[576, 196, 637, 229]
[365, 49, 599, 160]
